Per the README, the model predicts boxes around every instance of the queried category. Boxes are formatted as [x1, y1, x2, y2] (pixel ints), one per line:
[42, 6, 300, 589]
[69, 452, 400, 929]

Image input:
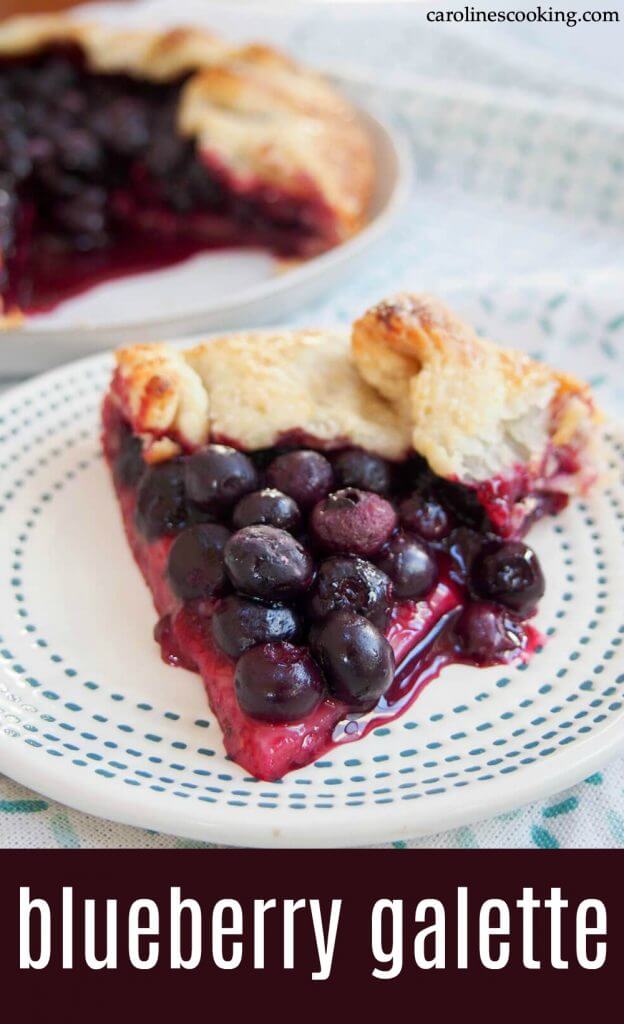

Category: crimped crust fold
[0, 14, 373, 241]
[352, 293, 600, 489]
[109, 293, 601, 511]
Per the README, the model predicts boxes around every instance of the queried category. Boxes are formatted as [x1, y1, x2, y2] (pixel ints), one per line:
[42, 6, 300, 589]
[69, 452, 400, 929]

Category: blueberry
[57, 88, 87, 118]
[455, 602, 524, 664]
[114, 430, 145, 489]
[166, 523, 231, 601]
[135, 461, 188, 540]
[471, 540, 545, 616]
[399, 493, 453, 541]
[34, 56, 78, 97]
[435, 480, 487, 531]
[26, 134, 55, 166]
[212, 595, 302, 658]
[308, 555, 393, 630]
[235, 642, 326, 723]
[184, 445, 258, 512]
[266, 450, 334, 507]
[446, 527, 486, 585]
[144, 132, 188, 178]
[224, 525, 314, 600]
[93, 97, 150, 157]
[377, 533, 438, 600]
[332, 449, 392, 495]
[55, 128, 103, 175]
[403, 453, 436, 494]
[310, 488, 397, 558]
[181, 158, 223, 208]
[311, 610, 394, 708]
[232, 488, 301, 532]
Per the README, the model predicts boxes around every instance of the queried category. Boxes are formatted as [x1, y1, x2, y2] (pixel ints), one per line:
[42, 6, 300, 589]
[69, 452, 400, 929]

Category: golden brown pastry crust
[0, 14, 373, 249]
[112, 329, 410, 463]
[109, 293, 600, 504]
[352, 293, 600, 487]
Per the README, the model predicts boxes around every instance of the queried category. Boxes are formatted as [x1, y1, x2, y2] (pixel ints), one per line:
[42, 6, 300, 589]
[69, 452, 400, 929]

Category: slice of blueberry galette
[102, 294, 600, 781]
[0, 14, 372, 320]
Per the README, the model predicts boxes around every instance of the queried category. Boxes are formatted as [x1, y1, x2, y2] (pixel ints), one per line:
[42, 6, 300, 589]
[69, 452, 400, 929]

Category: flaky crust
[0, 14, 373, 236]
[352, 293, 600, 487]
[109, 294, 600, 503]
[112, 329, 410, 463]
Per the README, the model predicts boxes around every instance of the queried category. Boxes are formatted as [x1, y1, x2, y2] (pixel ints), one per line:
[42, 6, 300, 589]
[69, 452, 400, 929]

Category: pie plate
[0, 97, 410, 378]
[0, 314, 623, 847]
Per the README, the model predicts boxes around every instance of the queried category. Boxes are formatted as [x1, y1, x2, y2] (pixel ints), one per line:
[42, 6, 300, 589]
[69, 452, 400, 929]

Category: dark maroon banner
[0, 850, 620, 1015]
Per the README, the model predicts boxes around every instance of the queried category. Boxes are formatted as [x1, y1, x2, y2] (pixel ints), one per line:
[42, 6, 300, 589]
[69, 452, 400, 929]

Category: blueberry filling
[471, 539, 545, 616]
[166, 523, 231, 601]
[331, 449, 393, 495]
[224, 523, 315, 603]
[307, 555, 393, 630]
[134, 460, 189, 541]
[232, 488, 301, 532]
[265, 449, 334, 508]
[112, 423, 547, 728]
[311, 610, 395, 709]
[0, 47, 335, 314]
[310, 488, 397, 557]
[212, 595, 303, 659]
[184, 445, 258, 512]
[235, 642, 326, 723]
[398, 493, 453, 541]
[377, 532, 438, 600]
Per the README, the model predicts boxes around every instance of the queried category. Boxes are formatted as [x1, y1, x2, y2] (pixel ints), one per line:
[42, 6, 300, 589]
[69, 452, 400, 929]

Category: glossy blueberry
[114, 430, 145, 489]
[232, 488, 301, 532]
[55, 128, 103, 175]
[311, 610, 394, 708]
[377, 533, 438, 600]
[332, 449, 392, 495]
[308, 555, 393, 630]
[455, 601, 524, 664]
[235, 642, 326, 723]
[399, 493, 453, 541]
[266, 450, 334, 507]
[224, 525, 314, 600]
[135, 461, 188, 540]
[166, 523, 231, 601]
[310, 488, 397, 558]
[212, 594, 302, 658]
[471, 540, 545, 616]
[446, 527, 486, 585]
[184, 445, 258, 512]
[403, 453, 436, 495]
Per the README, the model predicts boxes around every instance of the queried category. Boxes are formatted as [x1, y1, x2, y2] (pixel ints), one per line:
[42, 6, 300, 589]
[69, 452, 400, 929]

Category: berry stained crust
[0, 46, 339, 316]
[102, 398, 543, 781]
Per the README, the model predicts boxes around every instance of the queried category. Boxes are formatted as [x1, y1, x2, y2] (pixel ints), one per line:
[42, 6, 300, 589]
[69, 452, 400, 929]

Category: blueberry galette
[0, 15, 373, 321]
[102, 294, 600, 780]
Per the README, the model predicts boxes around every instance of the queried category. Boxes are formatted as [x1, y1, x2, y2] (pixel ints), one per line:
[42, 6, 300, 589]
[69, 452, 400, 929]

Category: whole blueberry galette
[0, 15, 373, 321]
[102, 294, 601, 780]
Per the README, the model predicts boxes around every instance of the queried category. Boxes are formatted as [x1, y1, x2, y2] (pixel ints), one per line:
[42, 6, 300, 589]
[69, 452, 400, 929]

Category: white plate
[0, 321, 622, 848]
[0, 99, 410, 377]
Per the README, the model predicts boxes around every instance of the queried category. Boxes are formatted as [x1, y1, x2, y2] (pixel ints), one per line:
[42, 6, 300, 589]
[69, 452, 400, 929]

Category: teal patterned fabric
[0, 2, 623, 847]
[0, 768, 622, 849]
